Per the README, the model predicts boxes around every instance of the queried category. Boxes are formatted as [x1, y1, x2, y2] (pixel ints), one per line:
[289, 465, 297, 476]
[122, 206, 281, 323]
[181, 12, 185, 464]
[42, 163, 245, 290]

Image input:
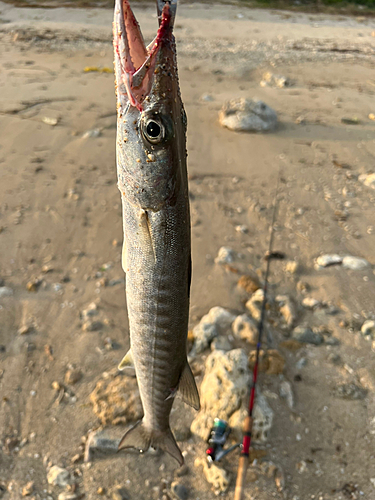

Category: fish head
[114, 0, 187, 212]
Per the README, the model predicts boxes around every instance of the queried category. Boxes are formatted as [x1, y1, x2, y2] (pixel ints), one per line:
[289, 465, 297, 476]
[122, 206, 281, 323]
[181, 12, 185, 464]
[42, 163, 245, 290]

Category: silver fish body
[113, 0, 199, 465]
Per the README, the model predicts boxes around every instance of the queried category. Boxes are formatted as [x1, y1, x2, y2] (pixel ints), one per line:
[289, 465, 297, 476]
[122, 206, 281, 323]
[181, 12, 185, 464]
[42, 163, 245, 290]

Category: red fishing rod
[234, 176, 280, 500]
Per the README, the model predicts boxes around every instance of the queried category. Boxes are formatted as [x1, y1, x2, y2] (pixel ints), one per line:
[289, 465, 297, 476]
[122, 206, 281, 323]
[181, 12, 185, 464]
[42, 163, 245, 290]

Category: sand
[1, 1, 375, 499]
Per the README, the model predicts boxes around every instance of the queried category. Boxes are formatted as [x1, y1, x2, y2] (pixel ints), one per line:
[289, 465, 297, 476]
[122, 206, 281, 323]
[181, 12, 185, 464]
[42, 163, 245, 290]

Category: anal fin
[178, 362, 200, 411]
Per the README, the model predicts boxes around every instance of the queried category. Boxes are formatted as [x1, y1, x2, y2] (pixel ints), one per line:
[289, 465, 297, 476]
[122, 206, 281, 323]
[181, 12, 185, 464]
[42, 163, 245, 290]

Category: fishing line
[233, 169, 282, 500]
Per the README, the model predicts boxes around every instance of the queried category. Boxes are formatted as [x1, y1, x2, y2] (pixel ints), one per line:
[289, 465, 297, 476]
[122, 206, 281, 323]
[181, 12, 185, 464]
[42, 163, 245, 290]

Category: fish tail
[118, 420, 184, 466]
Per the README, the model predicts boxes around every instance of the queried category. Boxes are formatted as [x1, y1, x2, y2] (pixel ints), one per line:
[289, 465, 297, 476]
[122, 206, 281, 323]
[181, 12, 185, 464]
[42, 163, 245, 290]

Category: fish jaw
[113, 0, 173, 112]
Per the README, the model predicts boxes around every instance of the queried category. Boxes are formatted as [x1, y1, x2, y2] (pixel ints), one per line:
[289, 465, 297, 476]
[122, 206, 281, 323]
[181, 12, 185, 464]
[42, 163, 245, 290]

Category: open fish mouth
[113, 0, 176, 111]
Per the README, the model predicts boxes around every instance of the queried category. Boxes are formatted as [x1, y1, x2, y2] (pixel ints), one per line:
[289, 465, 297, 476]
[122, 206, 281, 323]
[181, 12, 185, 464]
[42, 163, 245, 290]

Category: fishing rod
[233, 173, 281, 500]
[203, 173, 281, 493]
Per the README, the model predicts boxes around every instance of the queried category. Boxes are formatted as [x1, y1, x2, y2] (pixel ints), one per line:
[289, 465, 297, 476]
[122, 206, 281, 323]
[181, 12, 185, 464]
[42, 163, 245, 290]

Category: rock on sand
[90, 370, 143, 426]
[191, 348, 273, 443]
[189, 306, 236, 356]
[219, 98, 277, 132]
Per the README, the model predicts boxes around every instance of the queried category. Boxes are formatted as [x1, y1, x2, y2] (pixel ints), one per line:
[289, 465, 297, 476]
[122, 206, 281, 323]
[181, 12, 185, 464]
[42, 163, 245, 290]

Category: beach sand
[1, 2, 375, 499]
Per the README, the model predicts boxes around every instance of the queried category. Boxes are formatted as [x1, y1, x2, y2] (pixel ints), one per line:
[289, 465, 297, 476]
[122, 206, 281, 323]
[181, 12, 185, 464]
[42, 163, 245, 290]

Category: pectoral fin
[118, 349, 134, 370]
[178, 362, 200, 411]
[138, 209, 156, 264]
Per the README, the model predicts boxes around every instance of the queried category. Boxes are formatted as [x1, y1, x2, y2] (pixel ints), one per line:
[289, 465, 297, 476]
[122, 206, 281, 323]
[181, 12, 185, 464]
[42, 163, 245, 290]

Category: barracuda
[113, 0, 200, 466]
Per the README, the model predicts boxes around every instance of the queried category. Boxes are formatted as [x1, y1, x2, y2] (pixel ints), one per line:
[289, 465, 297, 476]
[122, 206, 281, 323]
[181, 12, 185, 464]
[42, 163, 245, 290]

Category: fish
[113, 0, 200, 466]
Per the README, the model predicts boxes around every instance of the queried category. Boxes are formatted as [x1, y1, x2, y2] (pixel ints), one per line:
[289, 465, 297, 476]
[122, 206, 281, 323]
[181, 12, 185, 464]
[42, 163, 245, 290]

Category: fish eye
[142, 118, 165, 144]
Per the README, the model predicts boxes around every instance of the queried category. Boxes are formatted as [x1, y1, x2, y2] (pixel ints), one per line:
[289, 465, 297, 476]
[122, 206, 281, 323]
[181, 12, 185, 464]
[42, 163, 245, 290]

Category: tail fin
[118, 420, 183, 466]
